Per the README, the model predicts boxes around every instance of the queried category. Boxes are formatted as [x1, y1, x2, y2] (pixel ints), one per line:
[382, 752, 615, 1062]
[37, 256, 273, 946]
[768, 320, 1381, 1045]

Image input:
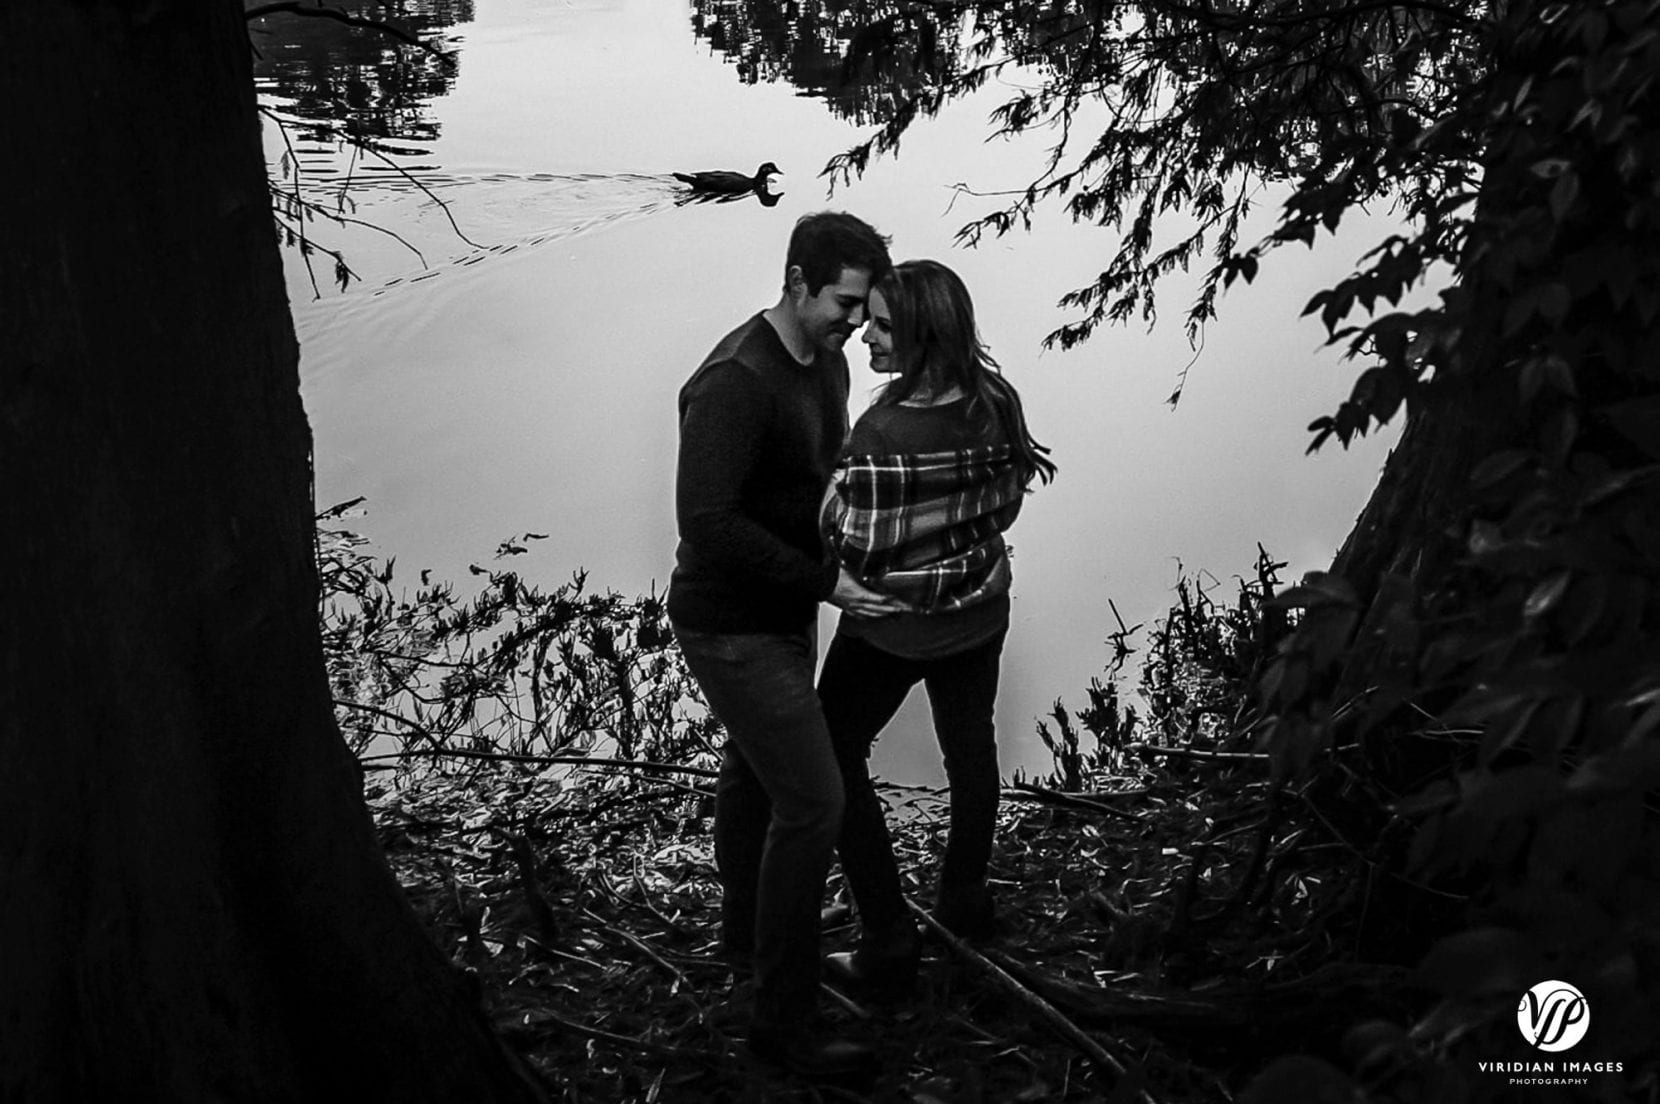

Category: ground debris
[369, 758, 1408, 1102]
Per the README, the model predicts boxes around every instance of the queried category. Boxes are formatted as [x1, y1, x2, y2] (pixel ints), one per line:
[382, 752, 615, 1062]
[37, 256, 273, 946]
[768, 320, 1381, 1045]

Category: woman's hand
[828, 568, 910, 618]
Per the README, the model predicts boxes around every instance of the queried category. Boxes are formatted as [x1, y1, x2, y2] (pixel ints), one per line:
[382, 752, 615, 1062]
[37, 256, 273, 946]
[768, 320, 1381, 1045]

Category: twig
[1126, 743, 1269, 764]
[521, 1010, 695, 1062]
[632, 862, 691, 936]
[578, 904, 721, 1030]
[335, 697, 447, 751]
[496, 827, 560, 947]
[820, 980, 874, 1021]
[908, 902, 1156, 1102]
[583, 908, 689, 987]
[356, 746, 719, 779]
[358, 141, 484, 248]
[529, 943, 606, 972]
[942, 1012, 1044, 1072]
[268, 179, 429, 265]
[1008, 782, 1146, 822]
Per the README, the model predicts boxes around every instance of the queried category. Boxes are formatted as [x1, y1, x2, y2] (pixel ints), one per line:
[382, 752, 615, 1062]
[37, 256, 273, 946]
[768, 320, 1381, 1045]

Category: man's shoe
[745, 1025, 879, 1079]
[714, 938, 753, 976]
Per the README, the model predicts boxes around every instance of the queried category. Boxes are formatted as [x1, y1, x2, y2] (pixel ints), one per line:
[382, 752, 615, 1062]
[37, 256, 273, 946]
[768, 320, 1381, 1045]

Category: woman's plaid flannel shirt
[821, 443, 1030, 612]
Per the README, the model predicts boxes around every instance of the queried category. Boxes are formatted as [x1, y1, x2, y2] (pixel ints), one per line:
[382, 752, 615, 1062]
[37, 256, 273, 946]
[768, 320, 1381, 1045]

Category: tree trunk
[1, 6, 544, 1101]
[1330, 374, 1518, 612]
[1317, 0, 1660, 788]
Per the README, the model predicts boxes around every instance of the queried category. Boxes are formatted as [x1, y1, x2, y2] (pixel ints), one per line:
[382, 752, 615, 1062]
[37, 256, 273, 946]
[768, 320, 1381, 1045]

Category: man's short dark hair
[785, 211, 892, 295]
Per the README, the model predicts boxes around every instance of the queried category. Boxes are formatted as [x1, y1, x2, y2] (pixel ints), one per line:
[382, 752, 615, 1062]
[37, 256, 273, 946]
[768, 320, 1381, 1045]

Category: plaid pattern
[821, 444, 1029, 611]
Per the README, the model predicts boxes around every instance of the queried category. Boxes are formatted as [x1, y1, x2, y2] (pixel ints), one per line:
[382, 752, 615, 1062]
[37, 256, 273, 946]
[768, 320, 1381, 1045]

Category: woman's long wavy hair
[874, 259, 1056, 484]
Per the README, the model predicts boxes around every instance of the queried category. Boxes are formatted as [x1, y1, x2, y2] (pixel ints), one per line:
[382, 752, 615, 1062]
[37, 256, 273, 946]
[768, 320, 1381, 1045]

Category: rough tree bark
[1, 6, 545, 1101]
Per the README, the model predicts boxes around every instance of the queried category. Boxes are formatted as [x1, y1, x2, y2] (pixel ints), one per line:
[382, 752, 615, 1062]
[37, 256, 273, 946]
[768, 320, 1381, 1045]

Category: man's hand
[828, 568, 910, 618]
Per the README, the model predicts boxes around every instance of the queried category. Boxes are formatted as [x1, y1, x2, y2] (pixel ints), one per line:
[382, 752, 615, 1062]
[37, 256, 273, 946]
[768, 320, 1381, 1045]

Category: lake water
[255, 0, 1398, 784]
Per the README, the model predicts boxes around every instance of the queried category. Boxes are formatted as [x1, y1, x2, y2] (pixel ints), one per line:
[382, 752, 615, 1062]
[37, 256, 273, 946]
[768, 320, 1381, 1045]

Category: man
[668, 211, 903, 1077]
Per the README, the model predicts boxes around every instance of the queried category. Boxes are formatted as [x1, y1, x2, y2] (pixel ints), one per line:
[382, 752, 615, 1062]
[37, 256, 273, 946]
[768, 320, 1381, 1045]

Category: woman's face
[861, 288, 896, 373]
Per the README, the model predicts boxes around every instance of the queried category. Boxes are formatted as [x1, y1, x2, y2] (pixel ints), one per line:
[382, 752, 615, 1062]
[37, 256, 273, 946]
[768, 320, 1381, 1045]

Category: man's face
[793, 265, 873, 355]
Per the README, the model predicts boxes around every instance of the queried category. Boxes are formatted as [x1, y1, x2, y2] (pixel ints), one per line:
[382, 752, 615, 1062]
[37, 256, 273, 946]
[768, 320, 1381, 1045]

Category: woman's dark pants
[817, 628, 1006, 940]
[672, 623, 843, 1031]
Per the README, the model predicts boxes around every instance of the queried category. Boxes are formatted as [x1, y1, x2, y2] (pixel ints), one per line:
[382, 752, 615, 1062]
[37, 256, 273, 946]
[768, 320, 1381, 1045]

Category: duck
[672, 162, 780, 194]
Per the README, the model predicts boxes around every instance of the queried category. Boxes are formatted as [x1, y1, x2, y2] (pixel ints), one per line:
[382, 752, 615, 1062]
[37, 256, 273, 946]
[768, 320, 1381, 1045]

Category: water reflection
[692, 0, 950, 123]
[689, 1, 1095, 124]
[248, 0, 473, 148]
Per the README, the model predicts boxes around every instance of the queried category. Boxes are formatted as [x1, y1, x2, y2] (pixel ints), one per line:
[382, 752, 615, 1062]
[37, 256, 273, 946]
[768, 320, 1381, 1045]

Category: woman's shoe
[823, 927, 922, 1001]
[935, 888, 1000, 943]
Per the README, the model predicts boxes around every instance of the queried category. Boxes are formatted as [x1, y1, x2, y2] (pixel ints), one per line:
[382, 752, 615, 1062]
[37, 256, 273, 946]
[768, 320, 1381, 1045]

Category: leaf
[1629, 700, 1660, 744]
[1407, 814, 1443, 873]
[1467, 520, 1505, 557]
[1549, 170, 1581, 221]
[1524, 571, 1573, 619]
[1343, 1020, 1409, 1072]
[1411, 927, 1539, 996]
[1583, 465, 1659, 506]
[1560, 572, 1608, 646]
[1601, 396, 1660, 460]
[1240, 1055, 1363, 1104]
[1469, 450, 1531, 489]
[1567, 741, 1660, 798]
[1538, 283, 1571, 326]
[1480, 697, 1545, 764]
[1394, 778, 1458, 818]
[1502, 287, 1538, 336]
[1520, 355, 1547, 403]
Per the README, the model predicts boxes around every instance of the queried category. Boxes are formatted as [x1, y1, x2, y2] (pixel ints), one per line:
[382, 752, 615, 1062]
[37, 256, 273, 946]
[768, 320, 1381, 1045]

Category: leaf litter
[367, 748, 1411, 1103]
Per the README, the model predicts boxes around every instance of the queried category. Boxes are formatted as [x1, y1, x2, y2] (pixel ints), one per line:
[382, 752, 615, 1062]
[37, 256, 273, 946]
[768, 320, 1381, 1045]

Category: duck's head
[756, 162, 781, 180]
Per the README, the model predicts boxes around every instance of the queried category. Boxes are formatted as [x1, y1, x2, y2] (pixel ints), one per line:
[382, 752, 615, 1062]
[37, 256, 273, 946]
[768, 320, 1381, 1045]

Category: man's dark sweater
[669, 312, 847, 633]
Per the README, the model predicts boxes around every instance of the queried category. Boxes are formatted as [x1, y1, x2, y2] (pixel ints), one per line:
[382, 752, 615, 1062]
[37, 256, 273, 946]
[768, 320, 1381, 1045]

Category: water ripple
[280, 167, 771, 305]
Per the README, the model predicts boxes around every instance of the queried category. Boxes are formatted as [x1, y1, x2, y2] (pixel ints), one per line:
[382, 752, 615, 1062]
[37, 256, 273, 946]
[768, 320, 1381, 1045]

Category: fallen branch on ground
[1127, 744, 1269, 764]
[1008, 782, 1146, 822]
[358, 747, 719, 778]
[909, 901, 1157, 1103]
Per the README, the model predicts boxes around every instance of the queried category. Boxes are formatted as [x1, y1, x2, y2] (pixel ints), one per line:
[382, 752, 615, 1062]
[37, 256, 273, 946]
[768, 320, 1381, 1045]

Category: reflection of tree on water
[248, 0, 475, 295]
[247, 0, 474, 147]
[692, 0, 953, 124]
[690, 1, 1093, 125]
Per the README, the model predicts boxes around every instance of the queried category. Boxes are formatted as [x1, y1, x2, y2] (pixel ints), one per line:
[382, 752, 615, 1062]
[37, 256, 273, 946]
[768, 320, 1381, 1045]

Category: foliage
[1248, 2, 1660, 1095]
[315, 499, 719, 773]
[1038, 547, 1290, 791]
[826, 0, 1487, 379]
[823, 0, 1659, 1096]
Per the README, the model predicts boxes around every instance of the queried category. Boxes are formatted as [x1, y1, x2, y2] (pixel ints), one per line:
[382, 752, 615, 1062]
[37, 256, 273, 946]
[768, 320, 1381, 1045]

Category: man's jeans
[672, 623, 843, 1029]
[817, 628, 1007, 938]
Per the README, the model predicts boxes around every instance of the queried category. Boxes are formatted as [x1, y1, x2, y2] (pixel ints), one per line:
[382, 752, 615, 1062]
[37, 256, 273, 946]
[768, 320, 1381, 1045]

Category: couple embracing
[667, 212, 1056, 1078]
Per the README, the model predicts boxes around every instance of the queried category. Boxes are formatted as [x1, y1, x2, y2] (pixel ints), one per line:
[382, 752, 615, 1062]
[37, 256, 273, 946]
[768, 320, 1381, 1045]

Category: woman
[817, 259, 1055, 992]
